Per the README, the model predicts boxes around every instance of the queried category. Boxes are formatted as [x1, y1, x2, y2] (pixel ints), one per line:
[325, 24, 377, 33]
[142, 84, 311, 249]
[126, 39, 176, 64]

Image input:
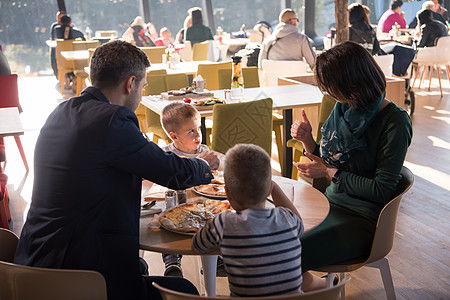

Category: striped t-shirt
[192, 207, 304, 297]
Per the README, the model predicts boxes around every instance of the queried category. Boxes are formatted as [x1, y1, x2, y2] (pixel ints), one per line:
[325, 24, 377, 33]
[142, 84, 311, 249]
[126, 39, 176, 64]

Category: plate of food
[194, 97, 226, 110]
[192, 170, 226, 199]
[159, 199, 233, 235]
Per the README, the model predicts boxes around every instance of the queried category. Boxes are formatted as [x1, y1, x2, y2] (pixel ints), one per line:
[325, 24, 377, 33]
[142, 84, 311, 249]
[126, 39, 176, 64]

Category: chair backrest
[218, 67, 261, 90]
[55, 39, 75, 71]
[179, 41, 193, 62]
[166, 74, 189, 91]
[0, 74, 20, 110]
[261, 59, 309, 87]
[436, 35, 450, 48]
[367, 166, 414, 264]
[0, 261, 107, 300]
[71, 41, 92, 69]
[373, 54, 394, 77]
[197, 61, 232, 91]
[95, 30, 118, 37]
[211, 98, 273, 156]
[140, 46, 166, 64]
[192, 41, 209, 61]
[143, 74, 168, 96]
[316, 95, 337, 142]
[153, 276, 350, 300]
[0, 228, 19, 262]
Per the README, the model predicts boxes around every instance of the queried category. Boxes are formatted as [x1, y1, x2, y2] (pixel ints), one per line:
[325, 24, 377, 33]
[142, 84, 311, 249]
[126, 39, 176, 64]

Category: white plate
[192, 187, 227, 200]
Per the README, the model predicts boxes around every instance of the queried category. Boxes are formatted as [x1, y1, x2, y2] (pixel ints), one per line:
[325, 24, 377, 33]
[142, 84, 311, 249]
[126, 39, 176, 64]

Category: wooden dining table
[139, 175, 329, 297]
[141, 84, 324, 178]
[60, 50, 90, 61]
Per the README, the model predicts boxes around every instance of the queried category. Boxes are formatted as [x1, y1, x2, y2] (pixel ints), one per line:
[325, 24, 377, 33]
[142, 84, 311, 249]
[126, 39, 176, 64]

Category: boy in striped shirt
[192, 144, 327, 296]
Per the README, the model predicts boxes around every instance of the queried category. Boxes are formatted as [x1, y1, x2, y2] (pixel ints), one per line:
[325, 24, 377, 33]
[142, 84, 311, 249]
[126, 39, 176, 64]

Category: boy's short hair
[224, 144, 272, 206]
[161, 102, 200, 135]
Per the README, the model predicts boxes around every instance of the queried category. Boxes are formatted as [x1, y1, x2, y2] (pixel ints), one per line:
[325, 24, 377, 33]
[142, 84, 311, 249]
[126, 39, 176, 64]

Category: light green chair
[287, 94, 336, 181]
[197, 61, 232, 92]
[192, 41, 209, 61]
[139, 46, 166, 64]
[166, 74, 189, 91]
[211, 98, 273, 156]
[217, 67, 260, 90]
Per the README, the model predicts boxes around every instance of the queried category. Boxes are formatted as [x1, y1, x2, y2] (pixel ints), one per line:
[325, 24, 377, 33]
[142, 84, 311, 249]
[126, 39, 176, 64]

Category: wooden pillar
[57, 0, 66, 12]
[142, 0, 151, 23]
[334, 0, 349, 43]
[202, 0, 216, 35]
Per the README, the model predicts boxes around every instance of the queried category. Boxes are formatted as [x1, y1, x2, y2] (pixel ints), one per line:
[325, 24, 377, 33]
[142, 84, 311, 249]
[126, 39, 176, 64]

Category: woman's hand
[291, 109, 313, 142]
[293, 152, 337, 179]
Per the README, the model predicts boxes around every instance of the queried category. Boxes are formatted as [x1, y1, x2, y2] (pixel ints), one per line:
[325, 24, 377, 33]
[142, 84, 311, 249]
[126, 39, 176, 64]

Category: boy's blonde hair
[224, 144, 271, 205]
[161, 102, 200, 135]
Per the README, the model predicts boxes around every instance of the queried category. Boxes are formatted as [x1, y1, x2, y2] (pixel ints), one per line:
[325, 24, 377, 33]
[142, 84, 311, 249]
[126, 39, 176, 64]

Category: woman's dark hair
[418, 9, 434, 25]
[314, 41, 386, 110]
[191, 9, 203, 25]
[90, 40, 150, 89]
[391, 0, 403, 10]
[349, 3, 369, 25]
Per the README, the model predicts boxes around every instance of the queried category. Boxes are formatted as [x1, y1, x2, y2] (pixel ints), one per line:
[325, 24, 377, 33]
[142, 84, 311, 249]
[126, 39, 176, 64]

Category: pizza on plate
[193, 170, 226, 197]
[160, 199, 232, 233]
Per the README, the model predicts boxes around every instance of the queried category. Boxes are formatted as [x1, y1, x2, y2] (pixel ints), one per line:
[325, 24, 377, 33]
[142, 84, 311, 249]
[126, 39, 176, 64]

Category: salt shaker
[165, 190, 176, 210]
[176, 190, 187, 205]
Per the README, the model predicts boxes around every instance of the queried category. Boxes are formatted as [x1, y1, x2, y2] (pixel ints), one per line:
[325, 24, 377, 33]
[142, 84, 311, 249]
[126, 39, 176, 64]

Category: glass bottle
[231, 56, 244, 101]
[85, 26, 91, 40]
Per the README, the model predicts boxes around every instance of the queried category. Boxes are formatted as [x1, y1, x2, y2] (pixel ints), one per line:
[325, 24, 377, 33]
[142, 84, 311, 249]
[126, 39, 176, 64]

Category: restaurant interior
[0, 0, 449, 299]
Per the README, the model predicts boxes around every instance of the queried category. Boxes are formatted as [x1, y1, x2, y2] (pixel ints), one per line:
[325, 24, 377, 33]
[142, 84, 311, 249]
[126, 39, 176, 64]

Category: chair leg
[419, 66, 428, 89]
[428, 66, 433, 91]
[437, 66, 443, 97]
[367, 257, 397, 300]
[58, 71, 65, 95]
[412, 65, 420, 88]
[273, 126, 283, 174]
[14, 136, 29, 172]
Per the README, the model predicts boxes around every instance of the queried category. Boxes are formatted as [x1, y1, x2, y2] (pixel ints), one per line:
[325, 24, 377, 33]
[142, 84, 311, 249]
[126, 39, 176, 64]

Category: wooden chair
[192, 41, 209, 61]
[55, 39, 75, 95]
[287, 95, 336, 181]
[315, 166, 414, 300]
[0, 74, 29, 172]
[197, 61, 232, 91]
[140, 46, 166, 64]
[211, 98, 273, 156]
[261, 59, 309, 87]
[0, 228, 19, 262]
[153, 276, 350, 300]
[72, 40, 100, 96]
[166, 74, 189, 91]
[0, 261, 107, 300]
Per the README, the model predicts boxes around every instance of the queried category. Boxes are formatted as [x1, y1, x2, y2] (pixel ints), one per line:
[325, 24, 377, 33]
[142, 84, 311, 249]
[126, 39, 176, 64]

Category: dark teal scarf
[320, 92, 385, 168]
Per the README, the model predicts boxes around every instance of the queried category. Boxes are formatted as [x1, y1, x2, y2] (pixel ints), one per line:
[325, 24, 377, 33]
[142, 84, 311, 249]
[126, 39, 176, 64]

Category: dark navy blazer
[15, 87, 213, 299]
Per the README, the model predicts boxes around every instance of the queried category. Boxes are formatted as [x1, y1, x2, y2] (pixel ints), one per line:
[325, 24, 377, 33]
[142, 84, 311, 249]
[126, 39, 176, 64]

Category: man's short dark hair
[391, 0, 403, 10]
[418, 9, 434, 25]
[90, 40, 150, 90]
[60, 15, 72, 26]
[314, 41, 386, 110]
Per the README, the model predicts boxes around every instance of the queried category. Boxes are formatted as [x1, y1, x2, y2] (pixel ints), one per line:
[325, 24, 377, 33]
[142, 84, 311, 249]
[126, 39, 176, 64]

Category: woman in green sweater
[291, 41, 412, 271]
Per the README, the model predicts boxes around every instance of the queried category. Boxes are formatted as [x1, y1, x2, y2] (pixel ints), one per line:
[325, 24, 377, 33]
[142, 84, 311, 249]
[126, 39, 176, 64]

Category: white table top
[148, 60, 226, 76]
[0, 107, 24, 138]
[60, 50, 90, 61]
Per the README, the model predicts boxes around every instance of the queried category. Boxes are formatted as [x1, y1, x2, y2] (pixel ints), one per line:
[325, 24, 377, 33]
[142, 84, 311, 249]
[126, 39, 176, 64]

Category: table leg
[201, 117, 207, 145]
[282, 109, 293, 178]
[200, 254, 217, 297]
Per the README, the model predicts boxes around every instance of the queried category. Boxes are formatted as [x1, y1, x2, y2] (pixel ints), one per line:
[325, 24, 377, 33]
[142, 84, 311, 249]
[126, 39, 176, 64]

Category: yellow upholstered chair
[0, 228, 18, 263]
[192, 41, 209, 61]
[142, 74, 171, 144]
[72, 40, 100, 96]
[287, 95, 336, 180]
[0, 261, 107, 300]
[55, 39, 75, 95]
[197, 61, 232, 91]
[211, 98, 273, 156]
[166, 74, 189, 91]
[316, 166, 413, 300]
[153, 276, 350, 300]
[140, 46, 166, 64]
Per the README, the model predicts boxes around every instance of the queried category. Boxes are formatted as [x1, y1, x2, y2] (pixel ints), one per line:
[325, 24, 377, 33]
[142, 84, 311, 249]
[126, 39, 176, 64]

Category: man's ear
[125, 75, 136, 95]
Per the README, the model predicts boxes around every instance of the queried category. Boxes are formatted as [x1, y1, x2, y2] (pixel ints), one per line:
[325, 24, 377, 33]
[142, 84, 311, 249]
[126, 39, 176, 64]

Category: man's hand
[198, 151, 220, 170]
[291, 109, 313, 142]
[293, 152, 335, 179]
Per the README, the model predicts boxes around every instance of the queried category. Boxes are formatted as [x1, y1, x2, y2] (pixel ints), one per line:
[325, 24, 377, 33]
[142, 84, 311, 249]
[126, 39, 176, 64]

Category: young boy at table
[160, 102, 225, 277]
[192, 144, 329, 296]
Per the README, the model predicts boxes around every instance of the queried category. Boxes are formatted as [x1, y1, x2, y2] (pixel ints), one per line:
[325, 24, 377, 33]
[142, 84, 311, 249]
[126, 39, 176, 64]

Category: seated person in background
[147, 22, 159, 41]
[49, 11, 65, 77]
[14, 40, 219, 300]
[155, 27, 174, 48]
[193, 144, 330, 296]
[55, 15, 85, 40]
[122, 16, 155, 47]
[417, 9, 449, 47]
[433, 0, 449, 22]
[185, 7, 213, 45]
[258, 9, 316, 69]
[348, 3, 381, 55]
[291, 41, 412, 273]
[175, 15, 192, 44]
[160, 102, 226, 278]
[409, 1, 446, 29]
[377, 0, 407, 33]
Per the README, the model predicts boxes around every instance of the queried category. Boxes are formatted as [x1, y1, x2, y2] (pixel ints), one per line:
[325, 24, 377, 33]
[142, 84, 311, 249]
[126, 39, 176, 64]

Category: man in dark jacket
[55, 15, 85, 40]
[14, 40, 219, 300]
[417, 9, 448, 47]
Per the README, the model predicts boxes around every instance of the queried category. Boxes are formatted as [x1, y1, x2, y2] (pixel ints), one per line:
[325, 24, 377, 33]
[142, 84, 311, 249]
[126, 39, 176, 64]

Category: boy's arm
[192, 215, 222, 253]
[271, 181, 302, 221]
